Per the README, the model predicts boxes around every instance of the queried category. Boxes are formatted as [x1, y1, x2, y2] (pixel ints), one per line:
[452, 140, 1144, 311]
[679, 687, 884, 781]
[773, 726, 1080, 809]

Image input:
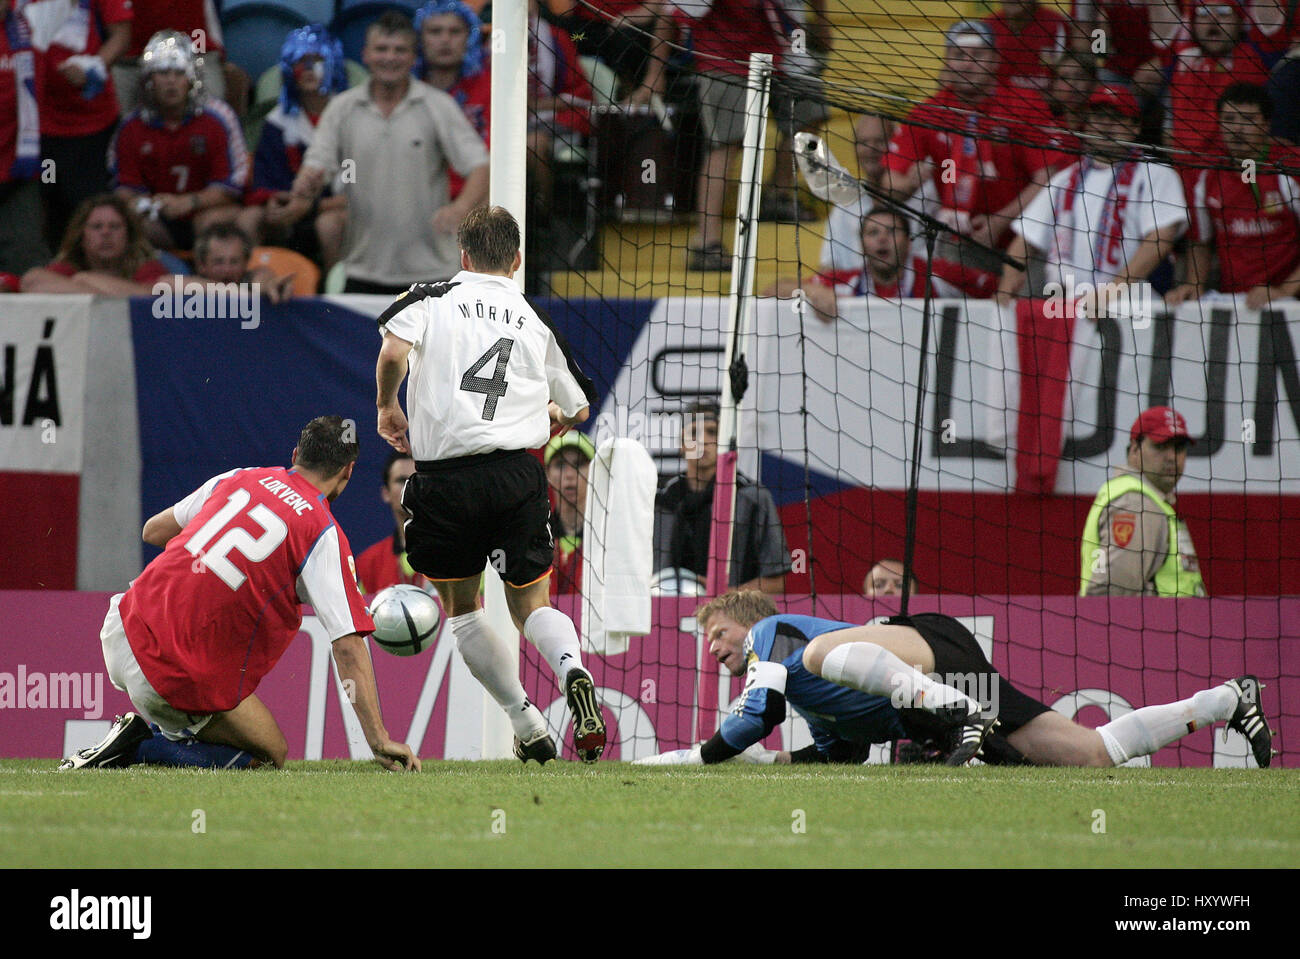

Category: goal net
[512, 0, 1299, 765]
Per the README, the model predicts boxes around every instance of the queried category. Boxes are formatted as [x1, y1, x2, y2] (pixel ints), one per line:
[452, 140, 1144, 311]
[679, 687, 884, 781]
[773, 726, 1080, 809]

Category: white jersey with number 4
[378, 271, 597, 461]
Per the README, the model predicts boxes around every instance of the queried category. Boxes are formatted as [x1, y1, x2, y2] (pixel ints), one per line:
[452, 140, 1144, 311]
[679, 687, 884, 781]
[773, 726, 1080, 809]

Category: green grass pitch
[1, 760, 1295, 869]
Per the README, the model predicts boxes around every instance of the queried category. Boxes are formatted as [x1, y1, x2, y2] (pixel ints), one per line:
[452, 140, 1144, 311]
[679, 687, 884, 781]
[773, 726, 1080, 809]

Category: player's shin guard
[522, 606, 586, 689]
[449, 610, 545, 738]
[820, 641, 980, 717]
[1096, 686, 1237, 764]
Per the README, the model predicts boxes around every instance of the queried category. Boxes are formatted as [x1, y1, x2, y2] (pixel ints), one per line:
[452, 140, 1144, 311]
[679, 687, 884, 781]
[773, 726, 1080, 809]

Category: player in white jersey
[374, 205, 606, 763]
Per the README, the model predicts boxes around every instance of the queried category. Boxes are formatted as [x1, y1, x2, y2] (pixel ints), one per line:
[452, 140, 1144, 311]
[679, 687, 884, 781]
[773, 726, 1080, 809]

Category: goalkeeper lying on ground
[635, 591, 1274, 768]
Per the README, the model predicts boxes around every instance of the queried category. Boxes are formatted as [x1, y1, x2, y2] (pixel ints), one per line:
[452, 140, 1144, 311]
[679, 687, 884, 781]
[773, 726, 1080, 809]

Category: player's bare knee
[802, 640, 827, 676]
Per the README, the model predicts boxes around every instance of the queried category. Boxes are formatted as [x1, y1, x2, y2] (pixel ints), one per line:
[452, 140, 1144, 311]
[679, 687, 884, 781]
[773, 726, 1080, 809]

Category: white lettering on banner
[303, 616, 370, 760]
[598, 297, 1300, 495]
[0, 299, 90, 472]
[301, 614, 491, 759]
[150, 278, 260, 329]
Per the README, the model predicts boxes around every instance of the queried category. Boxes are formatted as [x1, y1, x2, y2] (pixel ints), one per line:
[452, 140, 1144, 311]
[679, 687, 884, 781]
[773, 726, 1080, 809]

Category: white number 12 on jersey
[185, 489, 289, 589]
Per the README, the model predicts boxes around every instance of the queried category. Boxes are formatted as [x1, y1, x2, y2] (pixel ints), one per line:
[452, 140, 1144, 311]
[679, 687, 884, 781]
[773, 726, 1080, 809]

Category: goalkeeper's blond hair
[696, 590, 779, 631]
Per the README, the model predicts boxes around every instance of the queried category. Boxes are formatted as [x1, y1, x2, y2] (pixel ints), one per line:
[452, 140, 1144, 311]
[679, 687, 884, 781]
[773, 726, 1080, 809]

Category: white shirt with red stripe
[1015, 156, 1187, 289]
[119, 466, 373, 714]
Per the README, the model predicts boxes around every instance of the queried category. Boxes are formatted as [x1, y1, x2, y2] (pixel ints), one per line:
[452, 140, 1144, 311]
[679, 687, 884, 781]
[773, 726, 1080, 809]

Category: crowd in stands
[788, 1, 1300, 318]
[6, 0, 1295, 603]
[5, 0, 1300, 302]
[0, 0, 603, 292]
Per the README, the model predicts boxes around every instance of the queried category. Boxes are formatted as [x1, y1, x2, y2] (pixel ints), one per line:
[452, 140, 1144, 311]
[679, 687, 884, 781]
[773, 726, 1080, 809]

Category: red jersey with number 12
[119, 466, 373, 714]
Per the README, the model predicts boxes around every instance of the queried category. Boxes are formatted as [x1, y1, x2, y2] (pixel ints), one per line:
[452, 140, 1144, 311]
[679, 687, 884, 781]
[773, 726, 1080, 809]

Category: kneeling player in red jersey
[60, 416, 420, 772]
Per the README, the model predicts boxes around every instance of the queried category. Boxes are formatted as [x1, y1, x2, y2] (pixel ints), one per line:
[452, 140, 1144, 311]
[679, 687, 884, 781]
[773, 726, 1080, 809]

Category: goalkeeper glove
[632, 744, 703, 766]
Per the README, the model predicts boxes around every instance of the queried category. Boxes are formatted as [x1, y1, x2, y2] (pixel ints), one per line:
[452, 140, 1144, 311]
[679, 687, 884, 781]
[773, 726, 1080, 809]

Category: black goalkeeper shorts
[403, 449, 555, 587]
[886, 612, 1051, 764]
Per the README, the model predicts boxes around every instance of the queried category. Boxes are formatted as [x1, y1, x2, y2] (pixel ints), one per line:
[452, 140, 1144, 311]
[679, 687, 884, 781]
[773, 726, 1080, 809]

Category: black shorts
[402, 449, 555, 587]
[887, 613, 1051, 764]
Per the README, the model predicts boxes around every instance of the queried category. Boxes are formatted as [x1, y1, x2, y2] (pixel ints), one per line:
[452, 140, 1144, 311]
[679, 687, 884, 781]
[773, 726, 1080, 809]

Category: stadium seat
[221, 7, 311, 79]
[221, 0, 335, 20]
[282, 0, 338, 24]
[248, 246, 321, 295]
[331, 0, 423, 62]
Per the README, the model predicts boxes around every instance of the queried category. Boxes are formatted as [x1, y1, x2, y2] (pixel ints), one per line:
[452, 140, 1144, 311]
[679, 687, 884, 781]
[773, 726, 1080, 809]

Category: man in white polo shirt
[374, 205, 607, 764]
[285, 10, 489, 294]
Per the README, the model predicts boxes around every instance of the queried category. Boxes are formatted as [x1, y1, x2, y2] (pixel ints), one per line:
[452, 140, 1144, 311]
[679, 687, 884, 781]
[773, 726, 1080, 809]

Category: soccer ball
[368, 585, 442, 656]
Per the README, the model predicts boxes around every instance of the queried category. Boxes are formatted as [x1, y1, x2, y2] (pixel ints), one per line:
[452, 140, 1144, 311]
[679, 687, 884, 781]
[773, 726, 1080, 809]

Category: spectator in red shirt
[111, 0, 228, 112]
[984, 0, 1069, 94]
[26, 0, 131, 249]
[1075, 1, 1181, 86]
[1149, 0, 1268, 159]
[1041, 50, 1100, 142]
[1244, 0, 1299, 67]
[1168, 83, 1300, 307]
[21, 192, 168, 293]
[765, 208, 933, 322]
[355, 450, 430, 595]
[0, 0, 49, 278]
[110, 30, 247, 252]
[417, 0, 489, 140]
[545, 431, 595, 595]
[416, 0, 491, 204]
[882, 20, 1061, 297]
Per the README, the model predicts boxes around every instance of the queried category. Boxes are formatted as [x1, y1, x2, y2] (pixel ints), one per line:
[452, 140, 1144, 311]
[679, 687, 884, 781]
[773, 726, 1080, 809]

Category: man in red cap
[999, 85, 1187, 310]
[1079, 406, 1206, 596]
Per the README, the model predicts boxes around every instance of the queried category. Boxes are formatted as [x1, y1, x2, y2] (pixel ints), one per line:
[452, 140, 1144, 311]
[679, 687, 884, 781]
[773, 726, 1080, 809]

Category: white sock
[449, 610, 544, 737]
[523, 606, 585, 690]
[1096, 686, 1237, 765]
[820, 642, 979, 716]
